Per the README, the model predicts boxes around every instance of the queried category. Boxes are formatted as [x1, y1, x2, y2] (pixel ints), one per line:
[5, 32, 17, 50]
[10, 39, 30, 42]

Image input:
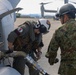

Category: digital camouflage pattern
[45, 19, 76, 75]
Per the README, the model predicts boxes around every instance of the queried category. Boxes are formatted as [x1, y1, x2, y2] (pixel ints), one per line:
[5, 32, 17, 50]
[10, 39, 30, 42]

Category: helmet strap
[38, 20, 41, 25]
[62, 15, 65, 24]
[34, 20, 41, 29]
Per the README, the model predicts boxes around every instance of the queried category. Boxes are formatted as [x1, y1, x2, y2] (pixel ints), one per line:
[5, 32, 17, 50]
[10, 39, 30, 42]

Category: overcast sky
[16, 0, 76, 15]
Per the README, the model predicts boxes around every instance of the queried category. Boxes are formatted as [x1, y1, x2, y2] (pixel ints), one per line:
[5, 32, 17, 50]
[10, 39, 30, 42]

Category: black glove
[48, 58, 59, 65]
[54, 58, 59, 63]
[5, 49, 13, 54]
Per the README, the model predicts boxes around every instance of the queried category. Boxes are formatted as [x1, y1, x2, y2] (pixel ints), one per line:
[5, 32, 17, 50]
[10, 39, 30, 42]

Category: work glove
[5, 49, 13, 54]
[48, 58, 59, 65]
[36, 51, 42, 60]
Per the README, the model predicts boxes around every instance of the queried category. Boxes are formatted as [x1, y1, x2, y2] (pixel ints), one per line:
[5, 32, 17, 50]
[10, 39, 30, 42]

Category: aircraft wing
[44, 10, 57, 13]
[8, 0, 20, 8]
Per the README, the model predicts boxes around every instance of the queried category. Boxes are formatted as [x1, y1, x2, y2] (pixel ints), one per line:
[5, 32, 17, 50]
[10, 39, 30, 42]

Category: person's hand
[5, 42, 14, 54]
[36, 51, 42, 60]
[5, 49, 13, 54]
[8, 42, 14, 50]
[48, 58, 54, 65]
[48, 58, 59, 65]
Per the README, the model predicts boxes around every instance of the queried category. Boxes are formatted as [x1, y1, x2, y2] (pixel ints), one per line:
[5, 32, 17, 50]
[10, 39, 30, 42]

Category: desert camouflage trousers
[58, 61, 76, 75]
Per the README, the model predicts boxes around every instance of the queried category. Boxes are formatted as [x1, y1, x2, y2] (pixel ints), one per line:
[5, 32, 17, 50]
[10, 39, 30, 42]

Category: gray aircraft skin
[0, 0, 22, 51]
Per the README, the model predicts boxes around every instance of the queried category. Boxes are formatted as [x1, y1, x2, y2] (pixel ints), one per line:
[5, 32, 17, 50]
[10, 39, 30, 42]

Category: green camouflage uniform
[46, 19, 76, 75]
[7, 21, 43, 75]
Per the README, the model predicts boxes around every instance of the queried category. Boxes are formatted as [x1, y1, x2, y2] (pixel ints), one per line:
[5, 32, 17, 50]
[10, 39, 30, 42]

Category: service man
[7, 18, 51, 75]
[45, 3, 76, 75]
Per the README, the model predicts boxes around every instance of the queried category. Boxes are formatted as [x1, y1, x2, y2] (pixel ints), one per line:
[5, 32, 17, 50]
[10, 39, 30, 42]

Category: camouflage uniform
[46, 19, 76, 75]
[7, 21, 44, 75]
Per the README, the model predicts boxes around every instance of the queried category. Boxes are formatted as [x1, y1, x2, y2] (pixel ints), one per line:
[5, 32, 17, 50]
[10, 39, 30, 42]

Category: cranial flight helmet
[35, 19, 51, 34]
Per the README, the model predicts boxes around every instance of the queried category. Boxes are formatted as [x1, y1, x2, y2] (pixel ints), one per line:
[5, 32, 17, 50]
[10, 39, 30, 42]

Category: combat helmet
[56, 3, 76, 17]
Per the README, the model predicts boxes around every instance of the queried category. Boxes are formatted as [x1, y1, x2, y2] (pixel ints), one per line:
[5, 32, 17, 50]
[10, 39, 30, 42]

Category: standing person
[7, 18, 51, 75]
[45, 3, 76, 75]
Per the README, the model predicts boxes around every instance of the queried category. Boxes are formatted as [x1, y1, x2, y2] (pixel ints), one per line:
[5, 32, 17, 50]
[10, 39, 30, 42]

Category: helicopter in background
[40, 2, 57, 18]
[40, 0, 76, 18]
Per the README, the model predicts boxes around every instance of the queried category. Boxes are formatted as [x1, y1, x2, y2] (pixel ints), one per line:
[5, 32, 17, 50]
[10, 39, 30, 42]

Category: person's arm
[35, 41, 44, 60]
[7, 31, 18, 50]
[45, 32, 59, 65]
[8, 42, 14, 50]
[7, 23, 29, 50]
[37, 41, 44, 54]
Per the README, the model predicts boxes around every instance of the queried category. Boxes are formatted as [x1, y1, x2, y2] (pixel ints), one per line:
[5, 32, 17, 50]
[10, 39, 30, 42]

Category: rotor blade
[45, 10, 57, 13]
[40, 2, 52, 5]
[0, 7, 23, 19]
